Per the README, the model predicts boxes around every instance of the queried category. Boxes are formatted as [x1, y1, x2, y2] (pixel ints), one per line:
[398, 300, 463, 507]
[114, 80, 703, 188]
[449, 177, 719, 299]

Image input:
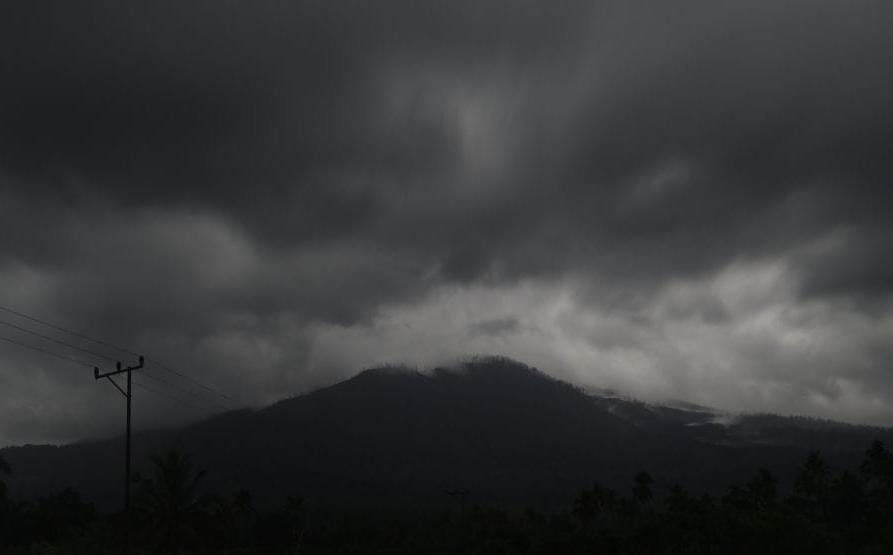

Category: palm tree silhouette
[632, 471, 654, 504]
[573, 484, 616, 525]
[136, 448, 207, 552]
[0, 455, 10, 500]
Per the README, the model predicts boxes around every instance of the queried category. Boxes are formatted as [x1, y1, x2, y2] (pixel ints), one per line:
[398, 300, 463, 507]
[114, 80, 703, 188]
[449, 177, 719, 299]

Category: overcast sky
[2, 1, 892, 446]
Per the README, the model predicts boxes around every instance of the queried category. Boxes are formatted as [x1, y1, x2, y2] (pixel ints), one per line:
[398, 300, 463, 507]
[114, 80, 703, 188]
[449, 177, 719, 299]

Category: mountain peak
[352, 364, 422, 381]
[341, 356, 554, 390]
[432, 356, 547, 380]
[312, 364, 429, 398]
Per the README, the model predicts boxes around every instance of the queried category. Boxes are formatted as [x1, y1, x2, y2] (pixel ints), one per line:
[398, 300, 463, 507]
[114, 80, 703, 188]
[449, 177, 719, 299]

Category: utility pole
[95, 355, 144, 554]
[445, 488, 469, 514]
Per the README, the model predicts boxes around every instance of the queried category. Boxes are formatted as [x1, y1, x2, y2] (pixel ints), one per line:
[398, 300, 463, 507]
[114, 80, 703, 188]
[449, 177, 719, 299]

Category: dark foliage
[2, 442, 893, 553]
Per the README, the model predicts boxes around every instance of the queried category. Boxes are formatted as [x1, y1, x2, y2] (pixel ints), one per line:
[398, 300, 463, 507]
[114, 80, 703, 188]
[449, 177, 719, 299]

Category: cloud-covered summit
[1, 1, 892, 445]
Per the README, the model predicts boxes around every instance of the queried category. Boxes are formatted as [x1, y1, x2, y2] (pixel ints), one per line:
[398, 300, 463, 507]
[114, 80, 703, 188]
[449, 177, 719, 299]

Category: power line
[0, 334, 225, 417]
[140, 370, 233, 412]
[146, 358, 239, 405]
[0, 304, 138, 358]
[0, 304, 244, 406]
[0, 319, 117, 363]
[0, 334, 96, 368]
[141, 369, 228, 408]
[132, 380, 211, 412]
[0, 329, 213, 409]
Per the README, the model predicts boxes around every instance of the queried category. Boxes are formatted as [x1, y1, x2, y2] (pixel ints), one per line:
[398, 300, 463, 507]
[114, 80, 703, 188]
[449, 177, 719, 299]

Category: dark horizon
[3, 354, 893, 451]
[5, 356, 892, 506]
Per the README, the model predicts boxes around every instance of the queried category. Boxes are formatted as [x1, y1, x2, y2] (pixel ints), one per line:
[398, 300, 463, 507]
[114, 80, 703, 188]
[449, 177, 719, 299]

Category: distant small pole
[445, 488, 469, 513]
[95, 355, 144, 554]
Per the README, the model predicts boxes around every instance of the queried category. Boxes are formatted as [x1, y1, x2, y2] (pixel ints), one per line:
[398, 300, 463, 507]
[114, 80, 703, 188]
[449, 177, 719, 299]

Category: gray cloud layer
[1, 1, 892, 445]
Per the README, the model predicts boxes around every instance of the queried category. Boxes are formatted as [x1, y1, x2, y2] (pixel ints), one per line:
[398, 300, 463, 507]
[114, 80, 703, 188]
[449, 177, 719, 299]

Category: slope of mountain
[2, 357, 891, 513]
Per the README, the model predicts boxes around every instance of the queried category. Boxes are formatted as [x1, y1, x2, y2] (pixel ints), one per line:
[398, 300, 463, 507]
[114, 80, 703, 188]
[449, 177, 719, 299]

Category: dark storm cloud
[469, 317, 521, 337]
[3, 1, 892, 289]
[0, 1, 585, 242]
[2, 0, 893, 444]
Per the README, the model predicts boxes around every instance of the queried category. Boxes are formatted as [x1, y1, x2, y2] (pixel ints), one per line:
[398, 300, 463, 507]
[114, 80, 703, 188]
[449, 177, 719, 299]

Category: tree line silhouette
[1, 441, 892, 553]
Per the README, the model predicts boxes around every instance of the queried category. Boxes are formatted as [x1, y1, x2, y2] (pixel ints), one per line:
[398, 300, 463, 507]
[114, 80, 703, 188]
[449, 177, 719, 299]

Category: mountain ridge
[2, 356, 891, 512]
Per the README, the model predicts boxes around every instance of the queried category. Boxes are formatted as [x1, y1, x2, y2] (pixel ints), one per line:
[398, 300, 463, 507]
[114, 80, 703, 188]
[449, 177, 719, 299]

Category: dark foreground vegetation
[2, 441, 893, 554]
